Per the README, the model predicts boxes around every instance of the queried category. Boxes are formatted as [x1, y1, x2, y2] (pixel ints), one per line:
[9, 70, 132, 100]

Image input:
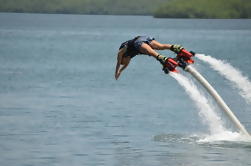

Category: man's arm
[115, 47, 126, 80]
[116, 58, 130, 80]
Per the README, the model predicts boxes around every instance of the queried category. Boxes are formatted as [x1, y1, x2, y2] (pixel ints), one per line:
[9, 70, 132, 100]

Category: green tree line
[154, 0, 251, 18]
[0, 0, 165, 15]
[0, 0, 250, 18]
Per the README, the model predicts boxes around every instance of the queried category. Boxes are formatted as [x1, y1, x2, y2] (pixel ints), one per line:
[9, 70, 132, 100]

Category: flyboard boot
[171, 44, 196, 69]
[156, 54, 179, 74]
[156, 45, 196, 74]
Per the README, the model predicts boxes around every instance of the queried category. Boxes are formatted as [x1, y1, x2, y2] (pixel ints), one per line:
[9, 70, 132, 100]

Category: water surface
[0, 13, 251, 166]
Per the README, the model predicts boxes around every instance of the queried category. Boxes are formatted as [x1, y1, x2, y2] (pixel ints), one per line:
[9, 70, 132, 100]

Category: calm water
[0, 13, 251, 166]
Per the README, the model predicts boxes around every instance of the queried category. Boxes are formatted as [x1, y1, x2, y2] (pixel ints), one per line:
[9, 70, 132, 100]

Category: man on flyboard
[115, 36, 195, 80]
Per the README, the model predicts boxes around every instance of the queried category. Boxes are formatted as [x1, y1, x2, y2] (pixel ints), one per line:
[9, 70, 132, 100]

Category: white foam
[197, 54, 251, 105]
[198, 131, 251, 143]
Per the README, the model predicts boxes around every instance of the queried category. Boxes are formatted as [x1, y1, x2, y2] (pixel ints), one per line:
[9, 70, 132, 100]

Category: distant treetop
[154, 0, 251, 18]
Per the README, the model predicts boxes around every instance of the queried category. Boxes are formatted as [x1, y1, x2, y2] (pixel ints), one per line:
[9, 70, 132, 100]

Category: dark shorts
[119, 36, 155, 58]
[134, 36, 155, 51]
[119, 36, 155, 51]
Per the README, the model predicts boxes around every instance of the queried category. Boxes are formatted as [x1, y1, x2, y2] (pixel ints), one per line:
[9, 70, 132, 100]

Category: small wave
[153, 133, 198, 144]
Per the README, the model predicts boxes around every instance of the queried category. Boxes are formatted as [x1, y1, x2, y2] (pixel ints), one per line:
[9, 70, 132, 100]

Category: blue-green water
[0, 13, 251, 166]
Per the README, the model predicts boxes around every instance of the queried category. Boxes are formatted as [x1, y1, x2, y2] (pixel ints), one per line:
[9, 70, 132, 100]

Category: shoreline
[1, 11, 251, 19]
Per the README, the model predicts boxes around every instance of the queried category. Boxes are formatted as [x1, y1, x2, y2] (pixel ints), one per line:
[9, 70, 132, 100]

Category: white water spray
[197, 54, 251, 105]
[170, 72, 226, 135]
[170, 72, 250, 141]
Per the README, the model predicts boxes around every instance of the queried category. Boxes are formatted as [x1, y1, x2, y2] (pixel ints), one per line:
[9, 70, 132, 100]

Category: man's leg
[149, 40, 172, 50]
[139, 43, 168, 65]
[139, 43, 159, 58]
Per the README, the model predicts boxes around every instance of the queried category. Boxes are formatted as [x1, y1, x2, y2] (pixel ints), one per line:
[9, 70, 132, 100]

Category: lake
[0, 13, 251, 166]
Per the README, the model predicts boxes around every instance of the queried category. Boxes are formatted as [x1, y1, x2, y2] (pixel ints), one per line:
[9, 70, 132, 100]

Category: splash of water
[170, 72, 251, 142]
[170, 72, 226, 135]
[197, 54, 251, 105]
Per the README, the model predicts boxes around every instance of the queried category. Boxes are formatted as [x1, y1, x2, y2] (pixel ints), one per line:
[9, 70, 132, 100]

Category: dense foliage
[154, 0, 251, 18]
[0, 0, 250, 18]
[0, 0, 165, 15]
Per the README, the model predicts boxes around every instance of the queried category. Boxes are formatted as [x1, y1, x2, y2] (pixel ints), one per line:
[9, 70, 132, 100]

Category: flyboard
[163, 48, 250, 136]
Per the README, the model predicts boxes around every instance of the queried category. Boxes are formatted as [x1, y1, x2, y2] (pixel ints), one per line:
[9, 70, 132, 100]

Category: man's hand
[115, 71, 121, 80]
